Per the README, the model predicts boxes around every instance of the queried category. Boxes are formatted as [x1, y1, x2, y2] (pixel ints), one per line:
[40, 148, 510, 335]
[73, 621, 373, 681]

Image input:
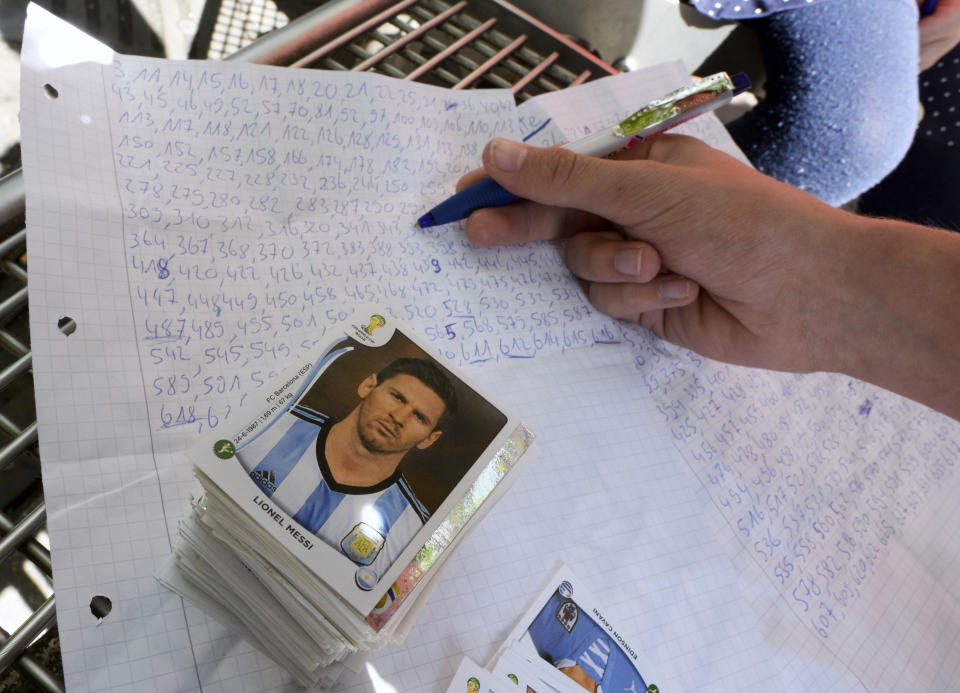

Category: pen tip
[415, 213, 435, 229]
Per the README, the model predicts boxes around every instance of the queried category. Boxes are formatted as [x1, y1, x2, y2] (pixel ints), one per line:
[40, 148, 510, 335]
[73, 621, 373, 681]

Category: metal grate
[203, 0, 291, 60]
[0, 169, 61, 693]
[0, 0, 618, 688]
[287, 0, 614, 101]
[210, 0, 618, 102]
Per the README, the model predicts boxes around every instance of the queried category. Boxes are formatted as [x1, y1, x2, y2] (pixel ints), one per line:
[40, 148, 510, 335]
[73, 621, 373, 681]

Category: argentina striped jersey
[235, 405, 429, 581]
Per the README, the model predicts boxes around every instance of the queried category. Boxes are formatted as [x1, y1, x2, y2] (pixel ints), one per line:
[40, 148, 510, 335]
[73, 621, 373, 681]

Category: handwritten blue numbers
[106, 57, 606, 436]
[630, 344, 960, 643]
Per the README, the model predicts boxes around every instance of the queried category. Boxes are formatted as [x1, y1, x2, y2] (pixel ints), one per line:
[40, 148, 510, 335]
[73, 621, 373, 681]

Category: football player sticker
[190, 305, 531, 619]
[499, 564, 661, 693]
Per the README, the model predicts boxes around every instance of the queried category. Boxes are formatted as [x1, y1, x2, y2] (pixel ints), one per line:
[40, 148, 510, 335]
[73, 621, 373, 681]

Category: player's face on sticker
[356, 373, 445, 454]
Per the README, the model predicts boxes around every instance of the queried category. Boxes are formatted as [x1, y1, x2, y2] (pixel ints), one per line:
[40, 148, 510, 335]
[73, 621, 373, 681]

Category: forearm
[818, 215, 960, 419]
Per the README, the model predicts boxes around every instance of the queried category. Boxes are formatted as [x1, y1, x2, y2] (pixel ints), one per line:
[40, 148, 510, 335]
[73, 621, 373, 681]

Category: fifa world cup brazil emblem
[362, 314, 386, 335]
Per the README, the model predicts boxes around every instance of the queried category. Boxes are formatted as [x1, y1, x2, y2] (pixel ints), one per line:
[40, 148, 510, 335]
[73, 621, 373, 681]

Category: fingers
[458, 139, 634, 247]
[456, 167, 486, 192]
[465, 202, 605, 247]
[458, 156, 609, 246]
[563, 231, 661, 283]
[585, 275, 700, 321]
[480, 138, 654, 225]
[459, 133, 715, 193]
[562, 230, 698, 318]
[616, 132, 724, 168]
[477, 135, 727, 232]
[458, 134, 733, 247]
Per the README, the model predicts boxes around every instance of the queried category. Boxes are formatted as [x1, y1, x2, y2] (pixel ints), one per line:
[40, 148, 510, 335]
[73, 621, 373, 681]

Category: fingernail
[489, 138, 526, 172]
[659, 278, 690, 300]
[614, 248, 643, 276]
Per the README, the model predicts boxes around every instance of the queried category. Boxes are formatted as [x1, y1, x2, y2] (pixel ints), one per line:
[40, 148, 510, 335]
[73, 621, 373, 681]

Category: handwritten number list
[105, 57, 617, 436]
[624, 329, 960, 650]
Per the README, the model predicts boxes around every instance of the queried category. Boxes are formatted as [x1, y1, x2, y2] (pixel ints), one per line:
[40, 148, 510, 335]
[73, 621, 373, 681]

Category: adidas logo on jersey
[250, 469, 278, 492]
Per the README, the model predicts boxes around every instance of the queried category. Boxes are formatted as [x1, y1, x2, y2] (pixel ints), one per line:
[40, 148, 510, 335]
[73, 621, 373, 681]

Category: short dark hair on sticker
[376, 357, 458, 427]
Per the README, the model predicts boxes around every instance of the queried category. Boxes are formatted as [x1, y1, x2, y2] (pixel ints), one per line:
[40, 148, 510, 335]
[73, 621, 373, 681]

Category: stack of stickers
[157, 307, 536, 687]
[446, 566, 660, 693]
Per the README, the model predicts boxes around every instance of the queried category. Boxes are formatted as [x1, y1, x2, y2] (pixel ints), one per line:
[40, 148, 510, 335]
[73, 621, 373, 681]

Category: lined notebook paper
[20, 5, 960, 691]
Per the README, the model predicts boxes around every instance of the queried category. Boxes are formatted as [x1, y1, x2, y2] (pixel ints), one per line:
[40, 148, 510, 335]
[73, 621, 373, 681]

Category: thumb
[481, 137, 675, 227]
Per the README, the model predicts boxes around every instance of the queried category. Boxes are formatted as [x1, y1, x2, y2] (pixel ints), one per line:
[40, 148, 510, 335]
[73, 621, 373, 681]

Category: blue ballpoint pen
[415, 71, 751, 229]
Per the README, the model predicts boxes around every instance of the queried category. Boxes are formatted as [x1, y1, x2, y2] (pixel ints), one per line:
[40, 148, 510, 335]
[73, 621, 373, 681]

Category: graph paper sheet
[20, 4, 960, 692]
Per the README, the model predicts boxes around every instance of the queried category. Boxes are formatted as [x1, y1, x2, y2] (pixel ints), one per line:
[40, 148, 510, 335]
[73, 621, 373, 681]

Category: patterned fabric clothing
[703, 0, 921, 205]
[919, 48, 960, 148]
[689, 0, 830, 20]
[857, 42, 960, 230]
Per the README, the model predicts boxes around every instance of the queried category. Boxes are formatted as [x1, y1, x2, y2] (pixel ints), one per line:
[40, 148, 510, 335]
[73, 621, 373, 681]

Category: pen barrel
[633, 91, 734, 141]
[428, 177, 519, 225]
[563, 129, 632, 158]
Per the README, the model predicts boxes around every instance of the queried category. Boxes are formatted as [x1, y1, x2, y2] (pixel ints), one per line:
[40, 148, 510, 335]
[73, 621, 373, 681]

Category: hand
[458, 136, 960, 419]
[919, 0, 960, 71]
[457, 135, 856, 375]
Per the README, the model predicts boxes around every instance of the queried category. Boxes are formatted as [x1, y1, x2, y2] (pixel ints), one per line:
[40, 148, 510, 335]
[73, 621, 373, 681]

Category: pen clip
[612, 72, 739, 137]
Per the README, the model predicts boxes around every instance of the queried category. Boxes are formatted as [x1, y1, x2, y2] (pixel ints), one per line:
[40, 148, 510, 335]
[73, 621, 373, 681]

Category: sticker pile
[157, 306, 536, 687]
[445, 565, 661, 693]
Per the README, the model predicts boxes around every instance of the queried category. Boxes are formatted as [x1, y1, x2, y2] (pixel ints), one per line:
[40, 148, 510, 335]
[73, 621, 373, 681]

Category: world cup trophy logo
[362, 314, 386, 335]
